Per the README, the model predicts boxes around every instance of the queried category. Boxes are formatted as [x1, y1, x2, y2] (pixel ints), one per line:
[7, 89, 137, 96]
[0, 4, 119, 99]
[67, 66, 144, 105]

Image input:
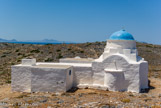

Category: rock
[101, 105, 110, 108]
[78, 93, 85, 97]
[144, 98, 152, 102]
[0, 98, 9, 101]
[129, 93, 134, 97]
[139, 94, 147, 98]
[79, 94, 83, 97]
[55, 92, 61, 96]
[52, 98, 59, 101]
[158, 94, 161, 98]
[39, 99, 48, 103]
[57, 100, 64, 104]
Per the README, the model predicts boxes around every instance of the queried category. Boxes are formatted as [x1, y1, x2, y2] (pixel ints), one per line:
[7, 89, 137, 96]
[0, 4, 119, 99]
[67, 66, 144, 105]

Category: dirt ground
[0, 77, 161, 108]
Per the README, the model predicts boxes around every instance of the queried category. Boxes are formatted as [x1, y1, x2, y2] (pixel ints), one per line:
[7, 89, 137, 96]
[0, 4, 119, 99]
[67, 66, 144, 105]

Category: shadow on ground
[141, 79, 155, 93]
[67, 87, 79, 93]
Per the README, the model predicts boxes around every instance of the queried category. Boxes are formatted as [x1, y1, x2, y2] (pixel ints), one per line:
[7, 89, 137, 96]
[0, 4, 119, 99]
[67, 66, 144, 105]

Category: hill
[0, 42, 161, 107]
[0, 41, 161, 84]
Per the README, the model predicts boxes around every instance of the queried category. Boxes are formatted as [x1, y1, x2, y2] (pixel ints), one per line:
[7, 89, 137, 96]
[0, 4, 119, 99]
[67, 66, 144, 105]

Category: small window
[69, 70, 71, 75]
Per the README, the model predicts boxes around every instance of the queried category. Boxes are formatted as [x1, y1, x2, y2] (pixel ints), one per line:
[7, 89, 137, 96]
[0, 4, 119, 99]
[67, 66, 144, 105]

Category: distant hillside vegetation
[0, 42, 161, 84]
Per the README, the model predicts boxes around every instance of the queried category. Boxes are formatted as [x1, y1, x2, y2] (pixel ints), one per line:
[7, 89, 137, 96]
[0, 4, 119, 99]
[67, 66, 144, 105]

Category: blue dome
[109, 30, 134, 40]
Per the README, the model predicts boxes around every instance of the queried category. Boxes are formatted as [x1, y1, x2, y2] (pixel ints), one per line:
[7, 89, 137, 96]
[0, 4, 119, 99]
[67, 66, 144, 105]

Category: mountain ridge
[0, 38, 74, 44]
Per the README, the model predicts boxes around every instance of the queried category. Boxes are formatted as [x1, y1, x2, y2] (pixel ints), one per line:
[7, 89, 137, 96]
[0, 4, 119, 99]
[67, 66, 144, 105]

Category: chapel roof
[109, 30, 135, 40]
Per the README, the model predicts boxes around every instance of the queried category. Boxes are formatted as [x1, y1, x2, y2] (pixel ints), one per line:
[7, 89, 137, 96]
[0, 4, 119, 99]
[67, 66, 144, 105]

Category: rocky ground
[0, 77, 161, 108]
[0, 42, 161, 108]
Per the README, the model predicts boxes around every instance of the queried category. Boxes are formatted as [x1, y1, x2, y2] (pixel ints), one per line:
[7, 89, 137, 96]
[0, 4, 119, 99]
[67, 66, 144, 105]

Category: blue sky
[0, 0, 161, 44]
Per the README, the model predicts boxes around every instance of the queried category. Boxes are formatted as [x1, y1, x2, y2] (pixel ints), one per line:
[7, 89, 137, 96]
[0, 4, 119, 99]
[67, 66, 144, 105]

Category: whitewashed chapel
[11, 30, 148, 93]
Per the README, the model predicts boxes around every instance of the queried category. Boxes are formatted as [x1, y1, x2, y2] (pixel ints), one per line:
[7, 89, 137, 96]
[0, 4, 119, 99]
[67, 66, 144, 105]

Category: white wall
[102, 40, 137, 61]
[92, 54, 142, 93]
[73, 66, 93, 87]
[11, 65, 74, 93]
[59, 59, 93, 63]
[104, 71, 125, 91]
[139, 61, 149, 89]
[31, 67, 69, 92]
[22, 59, 36, 66]
[105, 40, 136, 49]
[11, 66, 31, 92]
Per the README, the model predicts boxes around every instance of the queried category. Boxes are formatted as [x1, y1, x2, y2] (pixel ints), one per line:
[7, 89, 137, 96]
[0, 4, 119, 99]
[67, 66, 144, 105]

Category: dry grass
[121, 98, 131, 103]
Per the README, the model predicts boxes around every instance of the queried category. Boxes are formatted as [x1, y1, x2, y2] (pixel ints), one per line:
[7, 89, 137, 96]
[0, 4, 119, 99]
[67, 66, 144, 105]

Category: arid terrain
[0, 42, 161, 108]
[0, 77, 160, 108]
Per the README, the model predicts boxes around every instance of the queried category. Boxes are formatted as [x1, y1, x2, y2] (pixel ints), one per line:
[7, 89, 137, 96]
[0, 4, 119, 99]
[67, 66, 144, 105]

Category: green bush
[17, 53, 22, 56]
[57, 53, 63, 59]
[56, 49, 61, 52]
[80, 51, 84, 53]
[30, 49, 40, 53]
[1, 55, 6, 58]
[45, 58, 53, 62]
[68, 48, 71, 51]
[6, 80, 11, 84]
[146, 44, 153, 48]
[15, 49, 19, 52]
